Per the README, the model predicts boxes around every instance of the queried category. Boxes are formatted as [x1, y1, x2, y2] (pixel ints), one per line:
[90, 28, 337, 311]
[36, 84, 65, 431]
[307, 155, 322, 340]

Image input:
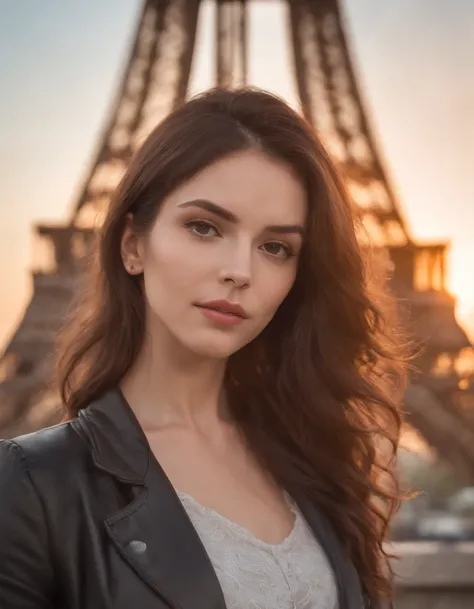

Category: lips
[195, 299, 248, 319]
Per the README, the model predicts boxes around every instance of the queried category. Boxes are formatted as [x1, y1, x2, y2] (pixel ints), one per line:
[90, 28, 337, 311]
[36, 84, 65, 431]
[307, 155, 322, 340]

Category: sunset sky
[0, 0, 473, 349]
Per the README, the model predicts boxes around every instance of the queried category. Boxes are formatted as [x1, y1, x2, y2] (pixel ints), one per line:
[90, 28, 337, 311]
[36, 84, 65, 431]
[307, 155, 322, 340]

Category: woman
[0, 88, 405, 608]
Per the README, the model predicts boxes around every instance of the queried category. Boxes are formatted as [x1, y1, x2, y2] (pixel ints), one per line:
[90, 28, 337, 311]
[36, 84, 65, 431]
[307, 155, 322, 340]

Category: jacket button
[127, 540, 147, 555]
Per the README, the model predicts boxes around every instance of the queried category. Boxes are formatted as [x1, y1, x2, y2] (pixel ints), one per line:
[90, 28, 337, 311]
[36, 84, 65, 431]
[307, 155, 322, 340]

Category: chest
[56, 487, 344, 609]
[146, 427, 295, 545]
[178, 490, 339, 609]
[48, 447, 365, 609]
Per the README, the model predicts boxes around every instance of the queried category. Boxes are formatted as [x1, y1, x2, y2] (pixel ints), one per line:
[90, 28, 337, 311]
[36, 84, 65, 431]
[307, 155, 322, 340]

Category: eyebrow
[177, 199, 305, 236]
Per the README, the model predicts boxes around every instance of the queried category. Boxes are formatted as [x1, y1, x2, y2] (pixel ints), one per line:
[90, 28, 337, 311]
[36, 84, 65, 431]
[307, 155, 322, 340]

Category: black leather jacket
[0, 390, 366, 609]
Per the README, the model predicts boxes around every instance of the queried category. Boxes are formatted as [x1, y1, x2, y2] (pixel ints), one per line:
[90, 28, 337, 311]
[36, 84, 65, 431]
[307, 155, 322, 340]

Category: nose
[219, 271, 250, 288]
[218, 247, 252, 289]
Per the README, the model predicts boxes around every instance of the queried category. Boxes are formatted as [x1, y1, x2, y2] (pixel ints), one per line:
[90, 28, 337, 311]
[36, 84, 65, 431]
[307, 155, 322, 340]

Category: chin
[187, 342, 239, 360]
[183, 333, 246, 360]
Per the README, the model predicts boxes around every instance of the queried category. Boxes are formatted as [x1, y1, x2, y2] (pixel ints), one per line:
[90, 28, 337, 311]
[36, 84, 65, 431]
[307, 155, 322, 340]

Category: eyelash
[184, 220, 296, 260]
[185, 220, 220, 238]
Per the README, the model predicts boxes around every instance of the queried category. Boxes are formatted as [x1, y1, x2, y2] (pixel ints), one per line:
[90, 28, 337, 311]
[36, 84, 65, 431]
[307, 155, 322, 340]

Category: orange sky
[0, 0, 473, 349]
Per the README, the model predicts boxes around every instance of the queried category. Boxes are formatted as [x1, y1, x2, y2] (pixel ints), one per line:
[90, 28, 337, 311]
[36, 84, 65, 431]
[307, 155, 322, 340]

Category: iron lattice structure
[1, 0, 474, 478]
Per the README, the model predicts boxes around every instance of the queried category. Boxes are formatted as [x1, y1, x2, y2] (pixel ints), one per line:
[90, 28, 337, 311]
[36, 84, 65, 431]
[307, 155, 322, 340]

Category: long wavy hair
[57, 87, 407, 605]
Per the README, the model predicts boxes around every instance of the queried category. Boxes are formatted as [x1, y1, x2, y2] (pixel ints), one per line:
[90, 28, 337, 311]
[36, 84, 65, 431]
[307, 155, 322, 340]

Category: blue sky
[0, 0, 473, 346]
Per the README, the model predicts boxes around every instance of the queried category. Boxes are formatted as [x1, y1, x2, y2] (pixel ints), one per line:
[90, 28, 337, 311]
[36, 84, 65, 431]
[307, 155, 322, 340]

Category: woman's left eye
[261, 242, 293, 259]
[185, 221, 219, 237]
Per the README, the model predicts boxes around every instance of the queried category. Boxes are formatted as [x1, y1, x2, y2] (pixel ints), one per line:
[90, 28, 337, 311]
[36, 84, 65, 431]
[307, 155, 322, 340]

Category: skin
[120, 149, 307, 544]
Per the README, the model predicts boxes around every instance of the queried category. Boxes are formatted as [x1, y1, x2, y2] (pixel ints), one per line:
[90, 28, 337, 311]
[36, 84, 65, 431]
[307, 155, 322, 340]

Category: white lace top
[177, 490, 339, 609]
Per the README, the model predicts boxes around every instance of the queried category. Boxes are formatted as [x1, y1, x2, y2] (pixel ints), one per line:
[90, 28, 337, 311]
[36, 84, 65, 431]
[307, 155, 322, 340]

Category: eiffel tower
[1, 0, 474, 477]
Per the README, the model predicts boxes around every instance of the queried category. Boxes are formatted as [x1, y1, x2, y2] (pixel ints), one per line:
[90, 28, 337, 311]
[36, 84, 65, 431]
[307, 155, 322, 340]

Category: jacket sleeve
[0, 439, 55, 608]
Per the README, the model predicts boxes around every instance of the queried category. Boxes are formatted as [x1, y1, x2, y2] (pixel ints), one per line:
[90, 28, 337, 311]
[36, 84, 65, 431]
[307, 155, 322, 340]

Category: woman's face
[123, 149, 307, 359]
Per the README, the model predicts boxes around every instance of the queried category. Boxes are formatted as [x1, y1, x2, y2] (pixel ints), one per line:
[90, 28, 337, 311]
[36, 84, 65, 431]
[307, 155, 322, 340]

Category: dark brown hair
[57, 87, 407, 605]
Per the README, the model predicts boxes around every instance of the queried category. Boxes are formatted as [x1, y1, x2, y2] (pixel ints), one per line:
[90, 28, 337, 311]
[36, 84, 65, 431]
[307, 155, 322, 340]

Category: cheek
[257, 265, 297, 318]
[141, 233, 190, 308]
[141, 229, 216, 314]
[144, 231, 194, 283]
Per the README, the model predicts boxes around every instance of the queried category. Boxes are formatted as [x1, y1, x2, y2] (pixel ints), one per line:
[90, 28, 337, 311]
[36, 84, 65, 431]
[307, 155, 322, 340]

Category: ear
[121, 214, 145, 275]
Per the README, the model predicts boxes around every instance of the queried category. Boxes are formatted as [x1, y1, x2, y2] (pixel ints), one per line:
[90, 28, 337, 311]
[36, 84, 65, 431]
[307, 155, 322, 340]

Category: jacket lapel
[297, 495, 365, 609]
[77, 390, 227, 609]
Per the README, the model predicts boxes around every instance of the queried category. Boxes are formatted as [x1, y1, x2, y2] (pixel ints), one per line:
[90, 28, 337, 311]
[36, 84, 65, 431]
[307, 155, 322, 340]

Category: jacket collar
[77, 388, 149, 484]
[74, 389, 365, 609]
[75, 389, 227, 609]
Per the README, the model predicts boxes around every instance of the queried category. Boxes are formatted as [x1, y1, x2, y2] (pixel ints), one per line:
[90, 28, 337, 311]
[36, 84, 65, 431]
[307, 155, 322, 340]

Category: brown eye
[185, 220, 219, 237]
[261, 242, 293, 258]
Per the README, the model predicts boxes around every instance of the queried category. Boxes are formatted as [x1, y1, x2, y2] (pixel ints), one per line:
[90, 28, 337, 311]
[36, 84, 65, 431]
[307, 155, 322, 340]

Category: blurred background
[1, 1, 474, 606]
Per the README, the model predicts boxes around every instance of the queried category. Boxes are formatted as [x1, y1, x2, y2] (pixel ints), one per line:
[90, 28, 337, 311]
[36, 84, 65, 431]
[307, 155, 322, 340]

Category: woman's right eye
[185, 220, 220, 238]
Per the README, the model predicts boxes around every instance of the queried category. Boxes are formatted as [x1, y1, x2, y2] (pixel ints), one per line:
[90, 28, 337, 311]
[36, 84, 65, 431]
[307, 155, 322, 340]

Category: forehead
[163, 149, 307, 225]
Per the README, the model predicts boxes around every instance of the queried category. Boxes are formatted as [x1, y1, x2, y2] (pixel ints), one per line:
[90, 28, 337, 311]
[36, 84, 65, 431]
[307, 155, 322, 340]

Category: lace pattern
[177, 491, 339, 609]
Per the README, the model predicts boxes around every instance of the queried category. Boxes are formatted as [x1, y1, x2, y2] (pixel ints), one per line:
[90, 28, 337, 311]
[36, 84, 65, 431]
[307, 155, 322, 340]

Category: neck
[120, 319, 229, 432]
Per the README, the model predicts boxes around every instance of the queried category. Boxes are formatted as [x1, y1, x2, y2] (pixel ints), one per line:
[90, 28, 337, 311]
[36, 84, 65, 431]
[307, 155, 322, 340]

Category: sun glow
[448, 265, 474, 342]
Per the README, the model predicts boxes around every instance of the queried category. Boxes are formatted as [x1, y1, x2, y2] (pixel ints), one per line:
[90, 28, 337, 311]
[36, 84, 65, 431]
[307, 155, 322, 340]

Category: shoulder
[0, 425, 88, 604]
[0, 419, 91, 490]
